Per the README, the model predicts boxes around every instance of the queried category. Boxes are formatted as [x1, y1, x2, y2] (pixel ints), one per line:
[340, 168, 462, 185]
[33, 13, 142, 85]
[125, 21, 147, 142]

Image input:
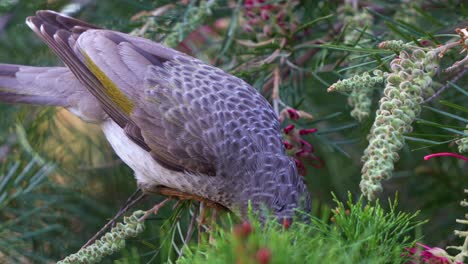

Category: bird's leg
[209, 209, 218, 244]
[184, 206, 198, 245]
[139, 198, 171, 221]
[82, 189, 146, 249]
[113, 188, 144, 225]
[198, 202, 207, 243]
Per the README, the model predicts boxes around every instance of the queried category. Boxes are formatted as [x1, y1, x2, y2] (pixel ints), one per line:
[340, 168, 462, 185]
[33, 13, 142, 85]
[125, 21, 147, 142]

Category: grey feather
[0, 63, 105, 122]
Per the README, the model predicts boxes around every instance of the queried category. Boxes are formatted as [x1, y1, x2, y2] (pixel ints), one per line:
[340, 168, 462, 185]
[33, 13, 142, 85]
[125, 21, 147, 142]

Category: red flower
[256, 248, 272, 264]
[282, 218, 291, 229]
[404, 243, 455, 264]
[283, 140, 293, 150]
[299, 139, 313, 152]
[420, 40, 430, 46]
[287, 108, 300, 120]
[424, 152, 468, 161]
[234, 221, 253, 239]
[260, 9, 270, 20]
[299, 128, 318, 135]
[283, 124, 295, 134]
[294, 158, 306, 176]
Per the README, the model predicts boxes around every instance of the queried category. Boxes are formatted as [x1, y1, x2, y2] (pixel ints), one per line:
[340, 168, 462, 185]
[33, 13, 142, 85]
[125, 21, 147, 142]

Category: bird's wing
[26, 10, 131, 128]
[133, 55, 285, 176]
[26, 10, 282, 176]
[25, 10, 217, 174]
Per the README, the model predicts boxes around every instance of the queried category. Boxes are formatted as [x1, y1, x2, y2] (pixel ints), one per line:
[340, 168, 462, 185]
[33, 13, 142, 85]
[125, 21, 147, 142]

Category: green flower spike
[456, 124, 468, 153]
[378, 40, 413, 53]
[447, 189, 468, 264]
[360, 49, 439, 200]
[57, 210, 146, 264]
[328, 70, 385, 122]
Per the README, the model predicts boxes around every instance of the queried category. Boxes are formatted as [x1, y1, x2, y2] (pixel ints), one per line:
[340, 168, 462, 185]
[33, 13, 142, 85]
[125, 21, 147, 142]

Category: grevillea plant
[328, 33, 467, 200]
[360, 47, 439, 200]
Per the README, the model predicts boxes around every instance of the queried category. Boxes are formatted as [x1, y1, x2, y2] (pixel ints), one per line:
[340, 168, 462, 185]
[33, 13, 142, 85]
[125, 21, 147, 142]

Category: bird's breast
[100, 119, 233, 206]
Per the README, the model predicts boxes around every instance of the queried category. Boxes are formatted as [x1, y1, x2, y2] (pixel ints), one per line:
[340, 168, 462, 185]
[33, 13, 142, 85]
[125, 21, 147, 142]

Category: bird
[0, 10, 311, 223]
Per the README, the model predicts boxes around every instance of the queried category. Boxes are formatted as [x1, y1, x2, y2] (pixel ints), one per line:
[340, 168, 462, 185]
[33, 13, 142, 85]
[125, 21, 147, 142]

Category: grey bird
[0, 10, 311, 221]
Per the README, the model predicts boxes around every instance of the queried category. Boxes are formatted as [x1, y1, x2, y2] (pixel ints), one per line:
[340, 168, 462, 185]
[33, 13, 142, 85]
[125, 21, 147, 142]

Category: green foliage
[178, 194, 424, 264]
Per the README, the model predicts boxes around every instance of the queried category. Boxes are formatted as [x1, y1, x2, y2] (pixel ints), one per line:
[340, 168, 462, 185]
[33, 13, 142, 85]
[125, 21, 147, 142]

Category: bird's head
[227, 153, 311, 223]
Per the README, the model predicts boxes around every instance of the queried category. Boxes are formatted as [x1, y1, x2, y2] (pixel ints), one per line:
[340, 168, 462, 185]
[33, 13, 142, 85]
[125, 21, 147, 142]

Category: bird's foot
[139, 198, 171, 221]
[81, 188, 146, 249]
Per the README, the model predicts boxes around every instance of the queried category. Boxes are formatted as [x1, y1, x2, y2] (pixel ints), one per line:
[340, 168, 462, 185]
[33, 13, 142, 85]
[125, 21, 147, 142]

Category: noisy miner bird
[0, 10, 311, 222]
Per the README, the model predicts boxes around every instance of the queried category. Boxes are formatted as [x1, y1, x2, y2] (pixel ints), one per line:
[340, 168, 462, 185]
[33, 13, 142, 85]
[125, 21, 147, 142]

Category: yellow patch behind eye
[83, 51, 134, 114]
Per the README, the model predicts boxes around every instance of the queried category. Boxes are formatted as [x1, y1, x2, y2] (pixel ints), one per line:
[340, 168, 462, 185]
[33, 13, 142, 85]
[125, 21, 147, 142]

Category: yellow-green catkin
[57, 211, 146, 264]
[447, 189, 468, 264]
[456, 124, 468, 153]
[336, 3, 378, 122]
[328, 71, 385, 121]
[394, 0, 424, 27]
[360, 49, 439, 200]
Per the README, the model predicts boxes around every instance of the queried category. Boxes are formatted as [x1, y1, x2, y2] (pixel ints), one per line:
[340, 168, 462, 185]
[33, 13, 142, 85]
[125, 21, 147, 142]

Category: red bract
[279, 107, 321, 176]
[260, 9, 269, 20]
[299, 128, 318, 135]
[244, 0, 254, 7]
[294, 158, 307, 176]
[260, 4, 273, 11]
[284, 124, 295, 134]
[242, 0, 299, 36]
[234, 221, 253, 239]
[283, 140, 293, 150]
[295, 149, 308, 157]
[282, 218, 291, 229]
[287, 108, 300, 120]
[256, 248, 272, 264]
[299, 139, 313, 151]
[404, 243, 456, 264]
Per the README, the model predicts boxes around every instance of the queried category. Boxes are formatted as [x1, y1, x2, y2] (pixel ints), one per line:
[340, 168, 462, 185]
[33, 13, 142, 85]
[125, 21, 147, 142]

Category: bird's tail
[0, 63, 71, 106]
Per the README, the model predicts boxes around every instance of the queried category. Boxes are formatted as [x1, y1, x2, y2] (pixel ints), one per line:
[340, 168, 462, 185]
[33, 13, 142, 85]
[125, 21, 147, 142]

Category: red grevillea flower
[256, 248, 272, 264]
[287, 108, 300, 120]
[294, 158, 307, 176]
[281, 123, 321, 175]
[424, 152, 468, 161]
[279, 107, 321, 175]
[404, 243, 460, 264]
[283, 140, 294, 150]
[299, 139, 313, 152]
[243, 0, 300, 36]
[282, 218, 291, 229]
[299, 128, 318, 135]
[283, 124, 295, 134]
[234, 221, 253, 239]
